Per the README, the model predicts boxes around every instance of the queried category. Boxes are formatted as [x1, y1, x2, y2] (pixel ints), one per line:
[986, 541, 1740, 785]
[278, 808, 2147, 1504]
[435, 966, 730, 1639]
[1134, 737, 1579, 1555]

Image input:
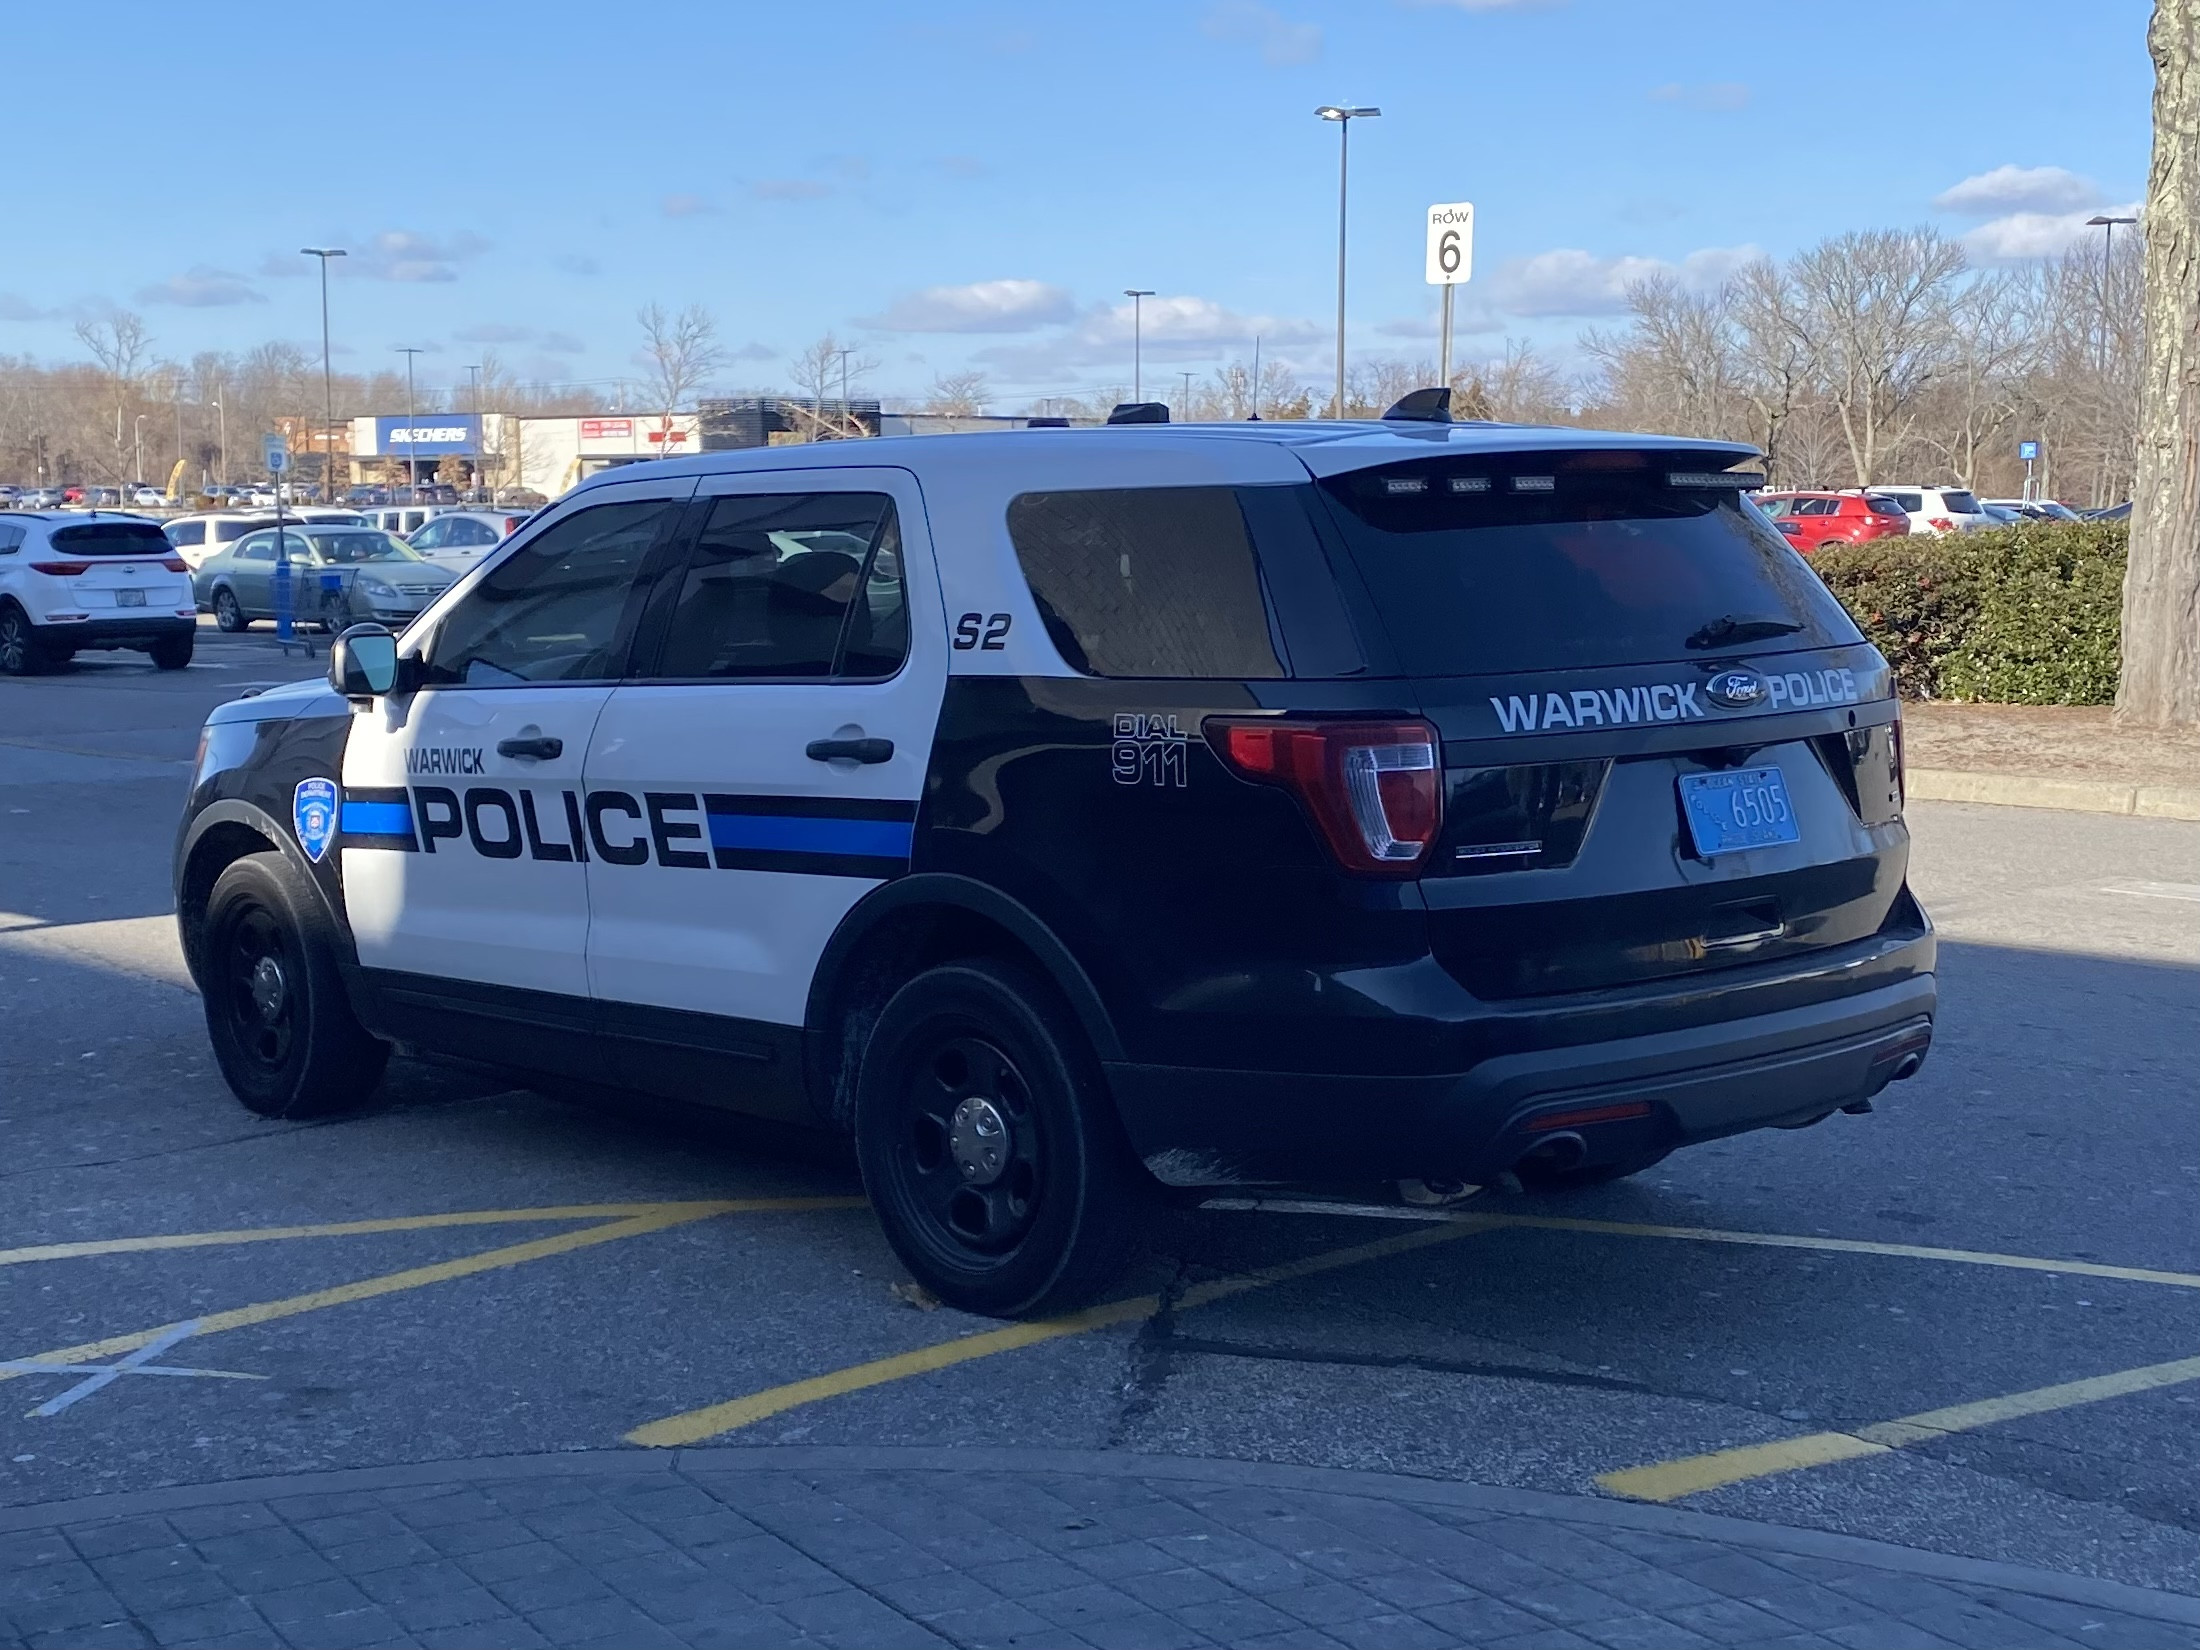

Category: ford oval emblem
[1704, 668, 1769, 710]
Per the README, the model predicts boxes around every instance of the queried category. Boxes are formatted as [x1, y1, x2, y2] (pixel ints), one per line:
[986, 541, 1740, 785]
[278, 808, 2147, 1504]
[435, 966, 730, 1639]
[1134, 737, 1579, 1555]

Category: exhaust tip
[1891, 1052, 1924, 1082]
[1515, 1131, 1588, 1175]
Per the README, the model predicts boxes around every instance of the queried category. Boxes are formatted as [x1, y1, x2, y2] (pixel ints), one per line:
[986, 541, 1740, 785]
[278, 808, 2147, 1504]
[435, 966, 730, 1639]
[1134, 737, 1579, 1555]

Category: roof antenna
[1249, 334, 1262, 420]
[1381, 387, 1452, 424]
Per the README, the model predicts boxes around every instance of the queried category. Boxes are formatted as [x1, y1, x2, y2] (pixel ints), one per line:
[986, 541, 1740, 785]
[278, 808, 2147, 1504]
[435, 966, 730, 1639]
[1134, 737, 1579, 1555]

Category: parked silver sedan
[192, 526, 456, 632]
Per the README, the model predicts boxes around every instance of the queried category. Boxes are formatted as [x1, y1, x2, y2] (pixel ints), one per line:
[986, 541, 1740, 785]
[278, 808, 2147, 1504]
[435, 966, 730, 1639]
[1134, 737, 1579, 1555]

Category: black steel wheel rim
[893, 1030, 1043, 1258]
[224, 905, 296, 1070]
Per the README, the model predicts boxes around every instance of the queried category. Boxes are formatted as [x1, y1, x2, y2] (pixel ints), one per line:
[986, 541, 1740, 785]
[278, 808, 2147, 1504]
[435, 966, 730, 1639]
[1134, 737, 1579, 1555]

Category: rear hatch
[1312, 446, 1911, 1000]
[39, 519, 192, 614]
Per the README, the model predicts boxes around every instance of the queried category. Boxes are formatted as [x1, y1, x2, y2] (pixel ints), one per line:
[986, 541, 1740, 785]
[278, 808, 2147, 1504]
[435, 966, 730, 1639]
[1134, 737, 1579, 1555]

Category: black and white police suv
[174, 397, 1935, 1316]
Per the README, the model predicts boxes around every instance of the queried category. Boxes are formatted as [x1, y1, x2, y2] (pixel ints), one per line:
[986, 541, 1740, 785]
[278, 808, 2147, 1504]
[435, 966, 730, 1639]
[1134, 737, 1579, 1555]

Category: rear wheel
[201, 853, 388, 1118]
[149, 633, 194, 671]
[855, 959, 1144, 1318]
[0, 604, 53, 675]
[213, 588, 249, 632]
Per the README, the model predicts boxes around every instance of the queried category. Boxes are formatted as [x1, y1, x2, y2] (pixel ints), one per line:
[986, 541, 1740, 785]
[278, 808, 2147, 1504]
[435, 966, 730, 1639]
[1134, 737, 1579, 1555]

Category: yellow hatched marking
[628, 1222, 1486, 1448]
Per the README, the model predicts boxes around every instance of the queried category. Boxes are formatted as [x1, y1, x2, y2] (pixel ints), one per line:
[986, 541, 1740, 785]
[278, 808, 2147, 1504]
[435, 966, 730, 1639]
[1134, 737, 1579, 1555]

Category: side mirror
[329, 624, 400, 700]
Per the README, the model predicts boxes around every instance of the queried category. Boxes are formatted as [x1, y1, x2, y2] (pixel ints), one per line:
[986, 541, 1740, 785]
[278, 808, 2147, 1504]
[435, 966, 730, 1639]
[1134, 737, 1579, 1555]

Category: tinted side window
[1006, 487, 1283, 679]
[419, 498, 677, 686]
[0, 524, 23, 553]
[166, 520, 205, 546]
[649, 492, 898, 680]
[212, 520, 252, 543]
[237, 535, 274, 561]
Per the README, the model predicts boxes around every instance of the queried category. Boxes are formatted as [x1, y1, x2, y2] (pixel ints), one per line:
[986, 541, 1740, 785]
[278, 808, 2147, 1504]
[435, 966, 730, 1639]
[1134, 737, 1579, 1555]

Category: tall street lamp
[1316, 105, 1380, 418]
[1123, 290, 1154, 402]
[132, 414, 148, 488]
[395, 347, 425, 502]
[465, 363, 483, 497]
[2084, 214, 2138, 380]
[302, 249, 346, 502]
[209, 398, 226, 486]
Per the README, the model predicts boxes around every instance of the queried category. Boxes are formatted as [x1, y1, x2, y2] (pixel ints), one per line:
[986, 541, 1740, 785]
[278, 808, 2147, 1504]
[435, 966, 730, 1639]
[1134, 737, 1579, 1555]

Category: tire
[149, 633, 194, 671]
[213, 588, 249, 632]
[200, 853, 389, 1118]
[854, 959, 1145, 1318]
[0, 603, 53, 675]
[1514, 1147, 1671, 1192]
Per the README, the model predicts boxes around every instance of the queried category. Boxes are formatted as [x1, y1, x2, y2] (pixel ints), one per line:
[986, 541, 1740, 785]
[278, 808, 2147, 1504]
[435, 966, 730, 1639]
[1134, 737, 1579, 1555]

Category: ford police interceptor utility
[174, 395, 1935, 1316]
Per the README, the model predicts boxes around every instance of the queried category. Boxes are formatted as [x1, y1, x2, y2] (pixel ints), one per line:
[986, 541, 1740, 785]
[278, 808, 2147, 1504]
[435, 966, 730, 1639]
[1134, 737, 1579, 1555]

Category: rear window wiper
[1686, 614, 1805, 650]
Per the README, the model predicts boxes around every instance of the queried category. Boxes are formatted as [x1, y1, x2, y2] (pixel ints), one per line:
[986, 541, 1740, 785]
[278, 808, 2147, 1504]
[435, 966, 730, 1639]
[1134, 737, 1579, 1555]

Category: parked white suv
[1870, 486, 1991, 535]
[0, 512, 197, 673]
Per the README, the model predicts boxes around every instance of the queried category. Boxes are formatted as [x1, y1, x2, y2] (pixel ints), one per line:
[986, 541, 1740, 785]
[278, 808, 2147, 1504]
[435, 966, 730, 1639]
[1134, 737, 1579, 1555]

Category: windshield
[49, 521, 174, 557]
[1317, 455, 1862, 675]
[306, 530, 423, 564]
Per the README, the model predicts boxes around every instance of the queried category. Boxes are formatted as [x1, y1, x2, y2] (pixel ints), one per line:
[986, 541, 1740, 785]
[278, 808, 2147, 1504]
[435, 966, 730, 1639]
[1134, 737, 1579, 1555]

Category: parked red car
[1752, 491, 1911, 553]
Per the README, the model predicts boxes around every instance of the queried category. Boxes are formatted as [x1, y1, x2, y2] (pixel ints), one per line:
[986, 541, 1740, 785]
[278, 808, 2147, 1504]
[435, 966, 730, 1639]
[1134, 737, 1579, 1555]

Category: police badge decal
[293, 777, 339, 863]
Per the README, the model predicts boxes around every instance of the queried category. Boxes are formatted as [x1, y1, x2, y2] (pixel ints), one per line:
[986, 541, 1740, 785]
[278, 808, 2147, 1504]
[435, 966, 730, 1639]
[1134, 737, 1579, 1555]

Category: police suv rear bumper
[1106, 964, 1935, 1188]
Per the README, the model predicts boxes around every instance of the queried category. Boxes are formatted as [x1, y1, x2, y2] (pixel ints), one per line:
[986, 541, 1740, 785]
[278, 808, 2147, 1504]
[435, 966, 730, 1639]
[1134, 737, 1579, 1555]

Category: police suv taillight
[1205, 718, 1443, 876]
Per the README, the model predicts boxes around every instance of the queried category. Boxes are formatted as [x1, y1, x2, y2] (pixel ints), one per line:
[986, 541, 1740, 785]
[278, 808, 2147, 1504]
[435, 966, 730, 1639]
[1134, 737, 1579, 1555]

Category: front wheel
[855, 959, 1145, 1318]
[200, 853, 389, 1118]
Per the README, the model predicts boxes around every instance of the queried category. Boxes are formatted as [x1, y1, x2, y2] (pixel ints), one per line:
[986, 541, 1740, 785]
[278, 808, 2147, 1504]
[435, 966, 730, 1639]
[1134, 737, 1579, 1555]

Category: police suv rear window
[49, 521, 174, 556]
[1007, 487, 1283, 679]
[1317, 456, 1860, 676]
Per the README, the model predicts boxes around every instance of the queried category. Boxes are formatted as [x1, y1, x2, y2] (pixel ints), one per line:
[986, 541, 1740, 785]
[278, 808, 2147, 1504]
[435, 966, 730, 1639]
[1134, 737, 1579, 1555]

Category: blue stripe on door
[705, 813, 914, 860]
[340, 800, 416, 836]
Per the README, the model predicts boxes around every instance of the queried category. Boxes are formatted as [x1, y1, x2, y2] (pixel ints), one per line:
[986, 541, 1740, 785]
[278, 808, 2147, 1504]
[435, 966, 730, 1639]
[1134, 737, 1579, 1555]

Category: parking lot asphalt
[3, 627, 2199, 1637]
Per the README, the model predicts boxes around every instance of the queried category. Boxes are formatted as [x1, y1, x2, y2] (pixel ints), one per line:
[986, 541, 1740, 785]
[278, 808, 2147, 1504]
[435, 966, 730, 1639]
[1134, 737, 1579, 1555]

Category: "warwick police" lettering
[1488, 668, 1860, 734]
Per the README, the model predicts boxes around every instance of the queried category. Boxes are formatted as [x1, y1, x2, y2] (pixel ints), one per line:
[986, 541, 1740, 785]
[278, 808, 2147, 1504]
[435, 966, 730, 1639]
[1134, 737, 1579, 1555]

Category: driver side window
[416, 497, 679, 686]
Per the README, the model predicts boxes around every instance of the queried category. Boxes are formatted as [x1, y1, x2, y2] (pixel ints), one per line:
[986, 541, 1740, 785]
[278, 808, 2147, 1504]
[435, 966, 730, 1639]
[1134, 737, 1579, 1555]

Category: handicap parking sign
[293, 777, 338, 863]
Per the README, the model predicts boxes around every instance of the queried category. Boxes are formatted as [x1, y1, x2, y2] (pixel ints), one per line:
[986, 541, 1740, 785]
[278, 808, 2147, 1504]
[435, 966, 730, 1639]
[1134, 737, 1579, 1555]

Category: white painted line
[26, 1320, 202, 1418]
[2101, 882, 2200, 904]
[0, 1360, 263, 1381]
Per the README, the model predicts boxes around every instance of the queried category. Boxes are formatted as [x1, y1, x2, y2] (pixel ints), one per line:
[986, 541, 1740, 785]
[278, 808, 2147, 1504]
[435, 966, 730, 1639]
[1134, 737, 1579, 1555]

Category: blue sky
[4, 0, 2152, 410]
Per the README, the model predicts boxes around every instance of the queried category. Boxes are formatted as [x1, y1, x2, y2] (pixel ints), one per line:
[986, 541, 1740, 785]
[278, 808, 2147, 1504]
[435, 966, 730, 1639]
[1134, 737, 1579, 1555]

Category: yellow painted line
[0, 1198, 865, 1268]
[1465, 1212, 2200, 1293]
[0, 1202, 757, 1385]
[628, 1220, 1487, 1448]
[1600, 1351, 2200, 1502]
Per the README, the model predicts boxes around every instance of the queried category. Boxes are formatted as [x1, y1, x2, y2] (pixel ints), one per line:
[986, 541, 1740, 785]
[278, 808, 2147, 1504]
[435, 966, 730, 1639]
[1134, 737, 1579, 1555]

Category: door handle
[805, 736, 894, 765]
[497, 735, 564, 760]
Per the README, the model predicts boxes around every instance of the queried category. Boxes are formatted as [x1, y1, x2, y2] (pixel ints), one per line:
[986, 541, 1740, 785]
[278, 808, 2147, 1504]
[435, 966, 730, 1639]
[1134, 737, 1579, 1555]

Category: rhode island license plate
[115, 587, 146, 607]
[1679, 766, 1799, 856]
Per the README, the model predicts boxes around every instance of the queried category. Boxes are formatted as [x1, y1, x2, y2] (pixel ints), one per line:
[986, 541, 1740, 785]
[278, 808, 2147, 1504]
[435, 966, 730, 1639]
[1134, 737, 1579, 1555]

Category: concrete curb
[4, 1445, 2196, 1628]
[1910, 766, 2200, 821]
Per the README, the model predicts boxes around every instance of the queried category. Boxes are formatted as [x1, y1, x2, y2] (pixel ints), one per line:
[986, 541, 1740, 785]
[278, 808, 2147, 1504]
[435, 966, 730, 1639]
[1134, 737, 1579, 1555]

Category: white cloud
[351, 231, 491, 283]
[454, 322, 534, 344]
[1202, 0, 1322, 65]
[0, 292, 57, 321]
[1486, 243, 1760, 317]
[136, 267, 265, 307]
[1071, 294, 1323, 353]
[1961, 204, 2142, 262]
[541, 332, 586, 354]
[1935, 164, 2103, 216]
[859, 279, 1077, 334]
[730, 341, 776, 363]
[1648, 81, 1749, 112]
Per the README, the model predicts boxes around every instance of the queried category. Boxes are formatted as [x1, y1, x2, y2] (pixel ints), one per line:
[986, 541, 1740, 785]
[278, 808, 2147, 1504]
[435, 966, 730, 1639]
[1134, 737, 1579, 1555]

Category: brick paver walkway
[4, 1448, 2195, 1650]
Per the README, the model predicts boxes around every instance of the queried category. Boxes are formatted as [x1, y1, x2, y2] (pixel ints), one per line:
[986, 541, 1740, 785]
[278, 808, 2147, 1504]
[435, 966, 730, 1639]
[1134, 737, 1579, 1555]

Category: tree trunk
[2121, 0, 2200, 726]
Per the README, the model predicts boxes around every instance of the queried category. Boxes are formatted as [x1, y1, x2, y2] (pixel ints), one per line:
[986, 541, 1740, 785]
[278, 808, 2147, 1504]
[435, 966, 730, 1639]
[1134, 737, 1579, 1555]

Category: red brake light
[1928, 517, 1954, 532]
[30, 561, 92, 576]
[162, 556, 188, 572]
[1205, 718, 1442, 876]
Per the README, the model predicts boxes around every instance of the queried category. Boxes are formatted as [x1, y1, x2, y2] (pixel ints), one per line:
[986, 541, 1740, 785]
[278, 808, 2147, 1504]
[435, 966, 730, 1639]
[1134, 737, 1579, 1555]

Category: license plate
[1680, 766, 1799, 856]
[115, 587, 146, 607]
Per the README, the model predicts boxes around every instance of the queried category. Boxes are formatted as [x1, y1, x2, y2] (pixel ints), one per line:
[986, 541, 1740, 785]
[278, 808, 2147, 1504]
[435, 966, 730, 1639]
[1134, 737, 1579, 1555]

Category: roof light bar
[1449, 477, 1490, 493]
[1510, 476, 1555, 493]
[1668, 470, 1767, 489]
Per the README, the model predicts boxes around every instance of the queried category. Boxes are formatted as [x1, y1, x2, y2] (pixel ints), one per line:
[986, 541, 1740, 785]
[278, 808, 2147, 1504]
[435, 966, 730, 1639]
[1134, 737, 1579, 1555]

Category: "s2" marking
[953, 612, 1012, 651]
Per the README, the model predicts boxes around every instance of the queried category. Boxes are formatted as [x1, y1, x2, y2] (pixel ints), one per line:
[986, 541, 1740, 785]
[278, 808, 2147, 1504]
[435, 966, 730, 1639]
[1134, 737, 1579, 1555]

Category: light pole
[833, 346, 854, 437]
[2083, 214, 2138, 380]
[302, 249, 346, 502]
[1316, 105, 1380, 418]
[132, 414, 147, 489]
[209, 399, 226, 487]
[1123, 289, 1153, 402]
[465, 363, 482, 497]
[1178, 370, 1196, 422]
[395, 347, 424, 502]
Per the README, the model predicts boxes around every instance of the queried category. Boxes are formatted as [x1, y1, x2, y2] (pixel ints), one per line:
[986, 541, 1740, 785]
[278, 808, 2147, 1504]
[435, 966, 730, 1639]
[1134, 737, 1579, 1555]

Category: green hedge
[1810, 521, 2125, 703]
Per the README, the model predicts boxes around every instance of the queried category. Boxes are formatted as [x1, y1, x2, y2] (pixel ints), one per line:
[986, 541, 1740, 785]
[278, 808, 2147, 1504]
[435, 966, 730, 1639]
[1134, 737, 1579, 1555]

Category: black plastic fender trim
[174, 799, 360, 990]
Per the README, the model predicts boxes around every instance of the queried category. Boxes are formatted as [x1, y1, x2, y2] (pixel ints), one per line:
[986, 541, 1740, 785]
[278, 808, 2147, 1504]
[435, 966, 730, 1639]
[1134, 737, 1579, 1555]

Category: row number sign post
[2018, 439, 2040, 502]
[263, 435, 300, 648]
[1425, 201, 1475, 390]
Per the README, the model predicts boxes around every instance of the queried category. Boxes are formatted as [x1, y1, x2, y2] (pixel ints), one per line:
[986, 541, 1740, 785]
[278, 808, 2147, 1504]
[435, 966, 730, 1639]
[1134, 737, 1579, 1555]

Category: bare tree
[1916, 269, 2046, 487]
[924, 370, 990, 416]
[636, 302, 724, 436]
[1726, 259, 1812, 482]
[1454, 340, 1575, 425]
[1788, 228, 1966, 485]
[786, 333, 880, 439]
[2121, 0, 2200, 727]
[74, 310, 152, 484]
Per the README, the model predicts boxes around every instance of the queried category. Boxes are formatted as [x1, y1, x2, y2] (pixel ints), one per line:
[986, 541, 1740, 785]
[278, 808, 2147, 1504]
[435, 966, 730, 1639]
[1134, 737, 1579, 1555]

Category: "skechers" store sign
[374, 415, 479, 456]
